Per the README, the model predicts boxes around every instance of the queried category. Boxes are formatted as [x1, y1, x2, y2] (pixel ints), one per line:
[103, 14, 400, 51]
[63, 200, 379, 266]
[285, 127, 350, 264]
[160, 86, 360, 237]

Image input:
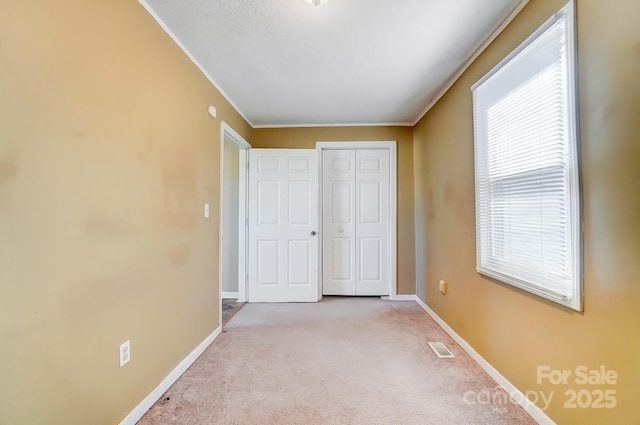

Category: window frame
[471, 0, 583, 311]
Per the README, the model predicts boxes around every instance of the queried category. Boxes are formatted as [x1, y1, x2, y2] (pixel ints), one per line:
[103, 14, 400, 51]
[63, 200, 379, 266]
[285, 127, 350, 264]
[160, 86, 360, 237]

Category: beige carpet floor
[138, 297, 536, 425]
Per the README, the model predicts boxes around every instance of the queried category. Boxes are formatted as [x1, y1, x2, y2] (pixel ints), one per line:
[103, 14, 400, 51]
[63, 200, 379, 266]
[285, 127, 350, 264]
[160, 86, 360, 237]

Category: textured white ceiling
[141, 0, 525, 127]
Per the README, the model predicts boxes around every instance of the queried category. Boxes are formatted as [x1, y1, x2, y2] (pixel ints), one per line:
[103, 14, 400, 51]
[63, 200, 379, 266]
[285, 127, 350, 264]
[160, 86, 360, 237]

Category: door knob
[310, 231, 317, 236]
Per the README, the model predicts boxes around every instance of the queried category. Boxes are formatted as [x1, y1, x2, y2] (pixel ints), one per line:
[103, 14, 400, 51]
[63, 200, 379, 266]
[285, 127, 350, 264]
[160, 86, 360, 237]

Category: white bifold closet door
[322, 149, 390, 296]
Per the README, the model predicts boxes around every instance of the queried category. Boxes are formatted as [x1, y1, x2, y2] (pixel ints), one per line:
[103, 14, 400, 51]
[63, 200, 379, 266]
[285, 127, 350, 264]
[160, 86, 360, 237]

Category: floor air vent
[428, 341, 455, 358]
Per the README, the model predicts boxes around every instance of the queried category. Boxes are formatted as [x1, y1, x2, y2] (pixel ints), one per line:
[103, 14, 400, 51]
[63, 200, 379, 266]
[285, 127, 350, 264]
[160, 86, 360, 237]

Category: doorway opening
[219, 122, 251, 327]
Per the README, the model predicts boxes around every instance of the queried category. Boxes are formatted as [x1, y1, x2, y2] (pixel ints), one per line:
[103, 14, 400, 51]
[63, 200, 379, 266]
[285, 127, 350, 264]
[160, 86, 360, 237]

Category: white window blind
[472, 1, 582, 311]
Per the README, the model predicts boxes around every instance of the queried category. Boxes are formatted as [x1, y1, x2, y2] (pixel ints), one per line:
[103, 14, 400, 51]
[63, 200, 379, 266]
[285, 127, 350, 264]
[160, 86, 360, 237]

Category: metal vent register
[427, 341, 455, 358]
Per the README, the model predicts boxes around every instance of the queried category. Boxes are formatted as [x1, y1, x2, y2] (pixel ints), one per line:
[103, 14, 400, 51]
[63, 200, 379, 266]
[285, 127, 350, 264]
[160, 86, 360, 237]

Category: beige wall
[0, 0, 251, 423]
[414, 0, 640, 423]
[252, 127, 415, 295]
[221, 139, 240, 293]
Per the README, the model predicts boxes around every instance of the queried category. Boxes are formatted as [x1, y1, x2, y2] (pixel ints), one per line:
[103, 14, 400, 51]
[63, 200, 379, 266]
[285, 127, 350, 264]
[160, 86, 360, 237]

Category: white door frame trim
[316, 141, 398, 300]
[219, 122, 251, 327]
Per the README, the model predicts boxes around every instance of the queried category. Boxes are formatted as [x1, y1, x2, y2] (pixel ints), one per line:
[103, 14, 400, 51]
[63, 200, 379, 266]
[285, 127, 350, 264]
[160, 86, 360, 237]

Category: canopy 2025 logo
[537, 365, 618, 409]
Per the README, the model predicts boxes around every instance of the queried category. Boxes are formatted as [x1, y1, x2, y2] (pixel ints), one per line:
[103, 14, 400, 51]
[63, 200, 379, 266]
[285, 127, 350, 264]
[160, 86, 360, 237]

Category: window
[472, 1, 582, 310]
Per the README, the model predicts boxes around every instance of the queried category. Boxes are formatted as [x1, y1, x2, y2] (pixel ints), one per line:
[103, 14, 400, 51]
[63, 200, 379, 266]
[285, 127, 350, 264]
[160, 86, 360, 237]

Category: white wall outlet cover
[438, 280, 447, 294]
[204, 203, 210, 218]
[207, 106, 217, 118]
[119, 340, 131, 367]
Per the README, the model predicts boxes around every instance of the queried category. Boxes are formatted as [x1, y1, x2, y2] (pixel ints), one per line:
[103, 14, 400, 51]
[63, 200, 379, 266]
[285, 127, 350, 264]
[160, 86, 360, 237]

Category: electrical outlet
[439, 280, 447, 295]
[119, 340, 131, 367]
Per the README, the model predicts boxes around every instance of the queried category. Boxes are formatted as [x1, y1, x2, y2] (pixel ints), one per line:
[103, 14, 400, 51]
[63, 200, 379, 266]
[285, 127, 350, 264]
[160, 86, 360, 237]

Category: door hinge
[246, 217, 249, 225]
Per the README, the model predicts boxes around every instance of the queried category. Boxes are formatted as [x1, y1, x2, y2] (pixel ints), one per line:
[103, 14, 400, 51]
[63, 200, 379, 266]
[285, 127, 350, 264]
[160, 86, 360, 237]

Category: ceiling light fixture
[303, 0, 331, 6]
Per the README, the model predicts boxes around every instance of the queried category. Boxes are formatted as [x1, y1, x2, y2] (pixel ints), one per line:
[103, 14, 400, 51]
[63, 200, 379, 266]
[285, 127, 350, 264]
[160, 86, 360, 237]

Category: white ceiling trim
[253, 122, 414, 129]
[410, 0, 530, 126]
[137, 0, 254, 127]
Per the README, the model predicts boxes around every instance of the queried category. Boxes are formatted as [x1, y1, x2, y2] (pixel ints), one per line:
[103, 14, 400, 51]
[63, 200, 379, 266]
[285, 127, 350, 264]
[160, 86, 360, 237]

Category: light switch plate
[204, 203, 210, 218]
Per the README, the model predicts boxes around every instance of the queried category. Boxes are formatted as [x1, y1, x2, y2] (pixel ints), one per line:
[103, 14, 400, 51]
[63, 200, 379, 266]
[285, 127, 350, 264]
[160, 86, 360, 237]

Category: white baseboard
[390, 294, 417, 301]
[414, 297, 555, 425]
[118, 326, 223, 425]
[222, 291, 239, 299]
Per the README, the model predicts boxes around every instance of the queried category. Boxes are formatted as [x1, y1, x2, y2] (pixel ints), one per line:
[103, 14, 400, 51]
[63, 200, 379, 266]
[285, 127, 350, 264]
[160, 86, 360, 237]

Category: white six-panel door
[248, 149, 319, 302]
[323, 149, 390, 296]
